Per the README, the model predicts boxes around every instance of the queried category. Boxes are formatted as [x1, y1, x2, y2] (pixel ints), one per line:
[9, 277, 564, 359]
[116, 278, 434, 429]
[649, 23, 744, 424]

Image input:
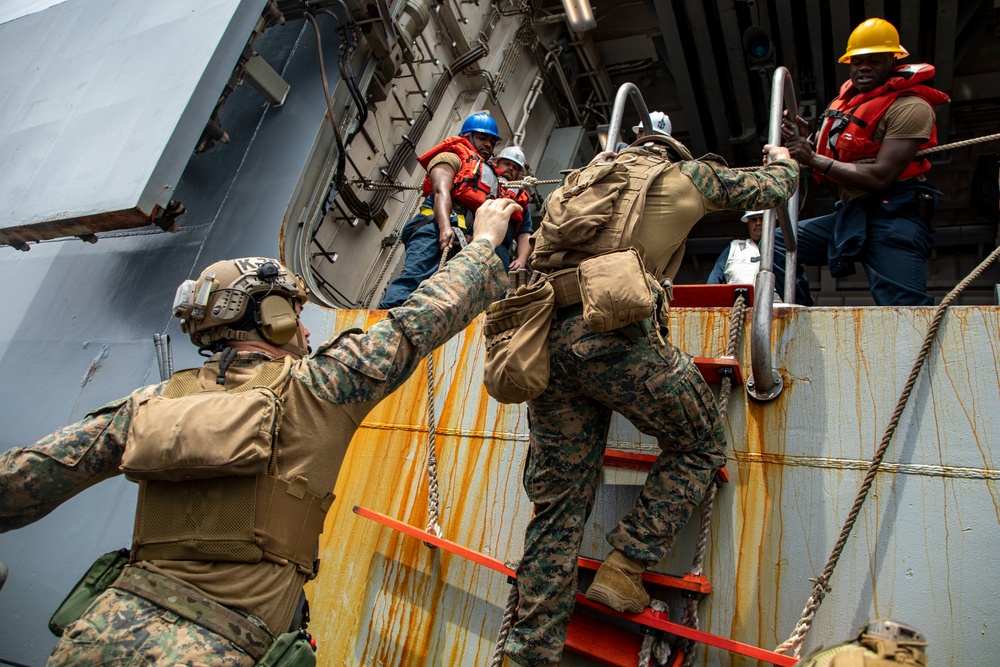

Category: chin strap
[277, 325, 309, 358]
[214, 322, 309, 359]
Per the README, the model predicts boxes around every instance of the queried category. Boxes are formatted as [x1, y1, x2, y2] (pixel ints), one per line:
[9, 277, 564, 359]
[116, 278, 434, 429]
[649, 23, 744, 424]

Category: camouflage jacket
[0, 238, 506, 633]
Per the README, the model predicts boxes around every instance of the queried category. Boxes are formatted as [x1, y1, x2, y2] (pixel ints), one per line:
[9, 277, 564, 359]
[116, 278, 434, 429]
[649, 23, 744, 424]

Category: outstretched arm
[296, 199, 521, 408]
[0, 388, 155, 532]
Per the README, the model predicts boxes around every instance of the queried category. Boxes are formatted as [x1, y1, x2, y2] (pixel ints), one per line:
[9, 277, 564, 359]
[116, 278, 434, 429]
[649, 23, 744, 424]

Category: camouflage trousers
[504, 315, 727, 666]
[48, 588, 258, 666]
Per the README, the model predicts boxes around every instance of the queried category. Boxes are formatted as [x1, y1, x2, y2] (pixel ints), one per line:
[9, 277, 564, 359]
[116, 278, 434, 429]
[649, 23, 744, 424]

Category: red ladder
[352, 506, 796, 667]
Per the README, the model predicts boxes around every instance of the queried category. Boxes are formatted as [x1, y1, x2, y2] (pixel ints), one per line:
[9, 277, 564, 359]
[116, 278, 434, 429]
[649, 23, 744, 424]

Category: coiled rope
[775, 244, 1000, 658]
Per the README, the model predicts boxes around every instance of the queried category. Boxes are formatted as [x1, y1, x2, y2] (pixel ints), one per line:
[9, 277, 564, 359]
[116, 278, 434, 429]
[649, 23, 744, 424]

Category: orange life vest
[813, 63, 949, 185]
[418, 136, 498, 210]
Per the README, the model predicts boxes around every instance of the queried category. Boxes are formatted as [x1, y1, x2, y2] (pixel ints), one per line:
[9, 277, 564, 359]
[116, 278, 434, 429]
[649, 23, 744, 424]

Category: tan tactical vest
[531, 136, 693, 308]
[125, 357, 333, 577]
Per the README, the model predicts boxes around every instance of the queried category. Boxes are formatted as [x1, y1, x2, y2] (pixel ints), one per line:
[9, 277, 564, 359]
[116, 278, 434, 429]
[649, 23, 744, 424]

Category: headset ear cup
[258, 295, 298, 345]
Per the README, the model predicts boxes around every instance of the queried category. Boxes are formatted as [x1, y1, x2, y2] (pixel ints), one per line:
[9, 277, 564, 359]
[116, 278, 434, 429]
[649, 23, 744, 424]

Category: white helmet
[741, 210, 765, 222]
[496, 146, 526, 169]
[632, 111, 672, 137]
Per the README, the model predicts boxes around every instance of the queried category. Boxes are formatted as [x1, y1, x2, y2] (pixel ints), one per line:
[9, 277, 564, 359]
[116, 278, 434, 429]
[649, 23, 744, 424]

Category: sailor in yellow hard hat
[774, 17, 950, 307]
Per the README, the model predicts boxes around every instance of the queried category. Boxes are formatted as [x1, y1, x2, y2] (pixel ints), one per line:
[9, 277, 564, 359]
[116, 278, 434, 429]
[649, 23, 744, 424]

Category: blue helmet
[460, 111, 502, 141]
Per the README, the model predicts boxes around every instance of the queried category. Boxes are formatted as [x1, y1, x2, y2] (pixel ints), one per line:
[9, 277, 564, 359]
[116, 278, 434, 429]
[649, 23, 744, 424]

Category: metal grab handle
[748, 66, 801, 402]
[604, 83, 652, 153]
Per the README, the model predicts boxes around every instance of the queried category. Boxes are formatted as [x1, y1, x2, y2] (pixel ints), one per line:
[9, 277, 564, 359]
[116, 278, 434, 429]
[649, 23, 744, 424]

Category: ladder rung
[573, 595, 799, 667]
[564, 613, 647, 666]
[578, 556, 712, 594]
[602, 452, 731, 483]
[352, 506, 798, 667]
[670, 284, 754, 308]
[694, 356, 743, 385]
[602, 449, 657, 471]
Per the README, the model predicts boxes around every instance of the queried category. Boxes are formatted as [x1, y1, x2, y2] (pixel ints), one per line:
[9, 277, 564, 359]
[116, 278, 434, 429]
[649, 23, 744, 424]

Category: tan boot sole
[584, 581, 647, 614]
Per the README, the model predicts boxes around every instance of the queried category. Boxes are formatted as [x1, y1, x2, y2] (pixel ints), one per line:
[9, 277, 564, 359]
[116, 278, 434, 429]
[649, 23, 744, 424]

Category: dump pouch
[48, 548, 129, 636]
[256, 631, 317, 667]
[577, 248, 655, 332]
[483, 280, 556, 404]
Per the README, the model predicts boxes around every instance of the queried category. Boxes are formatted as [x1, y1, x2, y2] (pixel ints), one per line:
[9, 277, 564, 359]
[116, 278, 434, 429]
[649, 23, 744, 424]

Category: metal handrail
[604, 83, 652, 152]
[747, 66, 801, 402]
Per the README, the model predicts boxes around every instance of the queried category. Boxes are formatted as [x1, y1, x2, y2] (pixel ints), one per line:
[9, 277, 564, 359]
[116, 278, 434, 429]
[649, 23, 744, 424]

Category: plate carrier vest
[128, 357, 333, 577]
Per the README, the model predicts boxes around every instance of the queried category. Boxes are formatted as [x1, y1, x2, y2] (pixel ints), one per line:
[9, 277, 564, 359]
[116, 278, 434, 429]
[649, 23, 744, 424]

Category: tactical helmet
[173, 257, 309, 353]
[495, 146, 526, 169]
[741, 210, 765, 222]
[839, 18, 908, 63]
[460, 111, 502, 141]
[632, 111, 672, 137]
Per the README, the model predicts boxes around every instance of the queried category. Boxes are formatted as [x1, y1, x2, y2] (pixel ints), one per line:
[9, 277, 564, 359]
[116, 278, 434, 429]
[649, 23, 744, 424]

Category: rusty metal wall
[304, 305, 1000, 666]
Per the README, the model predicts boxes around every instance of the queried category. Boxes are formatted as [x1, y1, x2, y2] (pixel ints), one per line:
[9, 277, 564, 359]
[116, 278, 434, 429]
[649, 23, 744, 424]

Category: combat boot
[584, 549, 650, 613]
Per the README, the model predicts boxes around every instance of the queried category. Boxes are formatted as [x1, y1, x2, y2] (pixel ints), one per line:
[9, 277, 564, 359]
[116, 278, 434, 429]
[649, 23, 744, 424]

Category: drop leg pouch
[48, 548, 130, 636]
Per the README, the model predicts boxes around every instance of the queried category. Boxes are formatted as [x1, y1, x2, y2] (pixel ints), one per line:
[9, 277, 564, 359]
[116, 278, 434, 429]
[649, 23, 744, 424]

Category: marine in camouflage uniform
[505, 143, 799, 666]
[0, 201, 518, 664]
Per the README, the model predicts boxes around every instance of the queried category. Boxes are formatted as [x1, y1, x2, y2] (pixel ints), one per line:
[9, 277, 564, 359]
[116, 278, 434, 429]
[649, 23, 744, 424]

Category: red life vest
[418, 136, 498, 210]
[813, 63, 950, 184]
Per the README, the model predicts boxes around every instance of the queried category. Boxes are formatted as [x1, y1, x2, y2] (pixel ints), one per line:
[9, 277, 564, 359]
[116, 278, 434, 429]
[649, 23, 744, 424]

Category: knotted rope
[775, 245, 1000, 658]
[669, 292, 749, 667]
[424, 244, 455, 543]
[490, 569, 521, 667]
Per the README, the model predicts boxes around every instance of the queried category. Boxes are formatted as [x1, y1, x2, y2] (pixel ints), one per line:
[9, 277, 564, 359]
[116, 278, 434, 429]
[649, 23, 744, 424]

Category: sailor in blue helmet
[379, 111, 507, 308]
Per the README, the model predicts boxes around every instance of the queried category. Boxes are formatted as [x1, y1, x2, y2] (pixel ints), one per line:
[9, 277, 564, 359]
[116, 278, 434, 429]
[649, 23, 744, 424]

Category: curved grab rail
[604, 83, 652, 152]
[747, 66, 801, 402]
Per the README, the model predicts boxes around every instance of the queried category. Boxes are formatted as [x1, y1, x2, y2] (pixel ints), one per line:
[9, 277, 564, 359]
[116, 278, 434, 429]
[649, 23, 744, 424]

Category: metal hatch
[0, 0, 267, 249]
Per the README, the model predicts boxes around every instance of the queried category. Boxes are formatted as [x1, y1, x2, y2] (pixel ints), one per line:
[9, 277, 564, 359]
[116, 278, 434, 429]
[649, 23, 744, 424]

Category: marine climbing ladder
[361, 283, 771, 667]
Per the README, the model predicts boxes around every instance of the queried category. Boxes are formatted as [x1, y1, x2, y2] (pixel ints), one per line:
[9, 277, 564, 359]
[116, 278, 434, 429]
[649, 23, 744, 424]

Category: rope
[775, 244, 1000, 658]
[351, 178, 424, 192]
[834, 132, 1000, 165]
[351, 175, 562, 193]
[639, 599, 672, 666]
[915, 131, 1000, 155]
[424, 244, 453, 542]
[490, 575, 521, 667]
[671, 293, 748, 667]
[501, 176, 562, 188]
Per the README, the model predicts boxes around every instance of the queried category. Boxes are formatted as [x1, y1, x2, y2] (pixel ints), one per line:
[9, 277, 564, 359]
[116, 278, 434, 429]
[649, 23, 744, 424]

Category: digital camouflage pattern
[680, 155, 799, 213]
[0, 239, 507, 662]
[505, 155, 799, 666]
[505, 318, 727, 665]
[49, 588, 256, 667]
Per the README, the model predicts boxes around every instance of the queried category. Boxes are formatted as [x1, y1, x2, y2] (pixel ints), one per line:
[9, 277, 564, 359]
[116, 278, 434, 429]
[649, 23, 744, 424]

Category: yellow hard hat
[839, 18, 909, 63]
